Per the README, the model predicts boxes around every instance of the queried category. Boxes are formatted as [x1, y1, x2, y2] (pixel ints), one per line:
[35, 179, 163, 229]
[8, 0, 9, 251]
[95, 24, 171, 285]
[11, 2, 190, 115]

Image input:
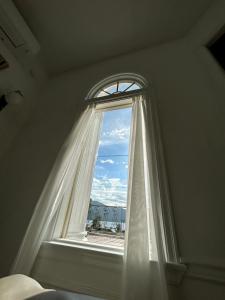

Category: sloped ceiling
[13, 0, 213, 75]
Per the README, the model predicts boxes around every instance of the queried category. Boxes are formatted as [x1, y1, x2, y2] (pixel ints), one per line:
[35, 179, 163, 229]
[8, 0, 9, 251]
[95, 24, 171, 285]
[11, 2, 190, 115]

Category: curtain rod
[86, 88, 146, 104]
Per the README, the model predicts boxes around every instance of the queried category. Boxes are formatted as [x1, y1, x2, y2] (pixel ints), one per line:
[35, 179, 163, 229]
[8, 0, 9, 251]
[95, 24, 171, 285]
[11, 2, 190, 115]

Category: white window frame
[52, 98, 134, 254]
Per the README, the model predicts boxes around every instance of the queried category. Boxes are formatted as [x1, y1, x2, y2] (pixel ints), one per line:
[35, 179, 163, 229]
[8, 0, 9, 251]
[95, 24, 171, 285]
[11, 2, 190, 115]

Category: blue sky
[90, 107, 132, 207]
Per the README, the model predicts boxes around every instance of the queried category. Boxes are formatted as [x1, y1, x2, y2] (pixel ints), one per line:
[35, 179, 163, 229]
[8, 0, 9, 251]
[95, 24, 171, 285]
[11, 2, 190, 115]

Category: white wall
[0, 0, 224, 299]
[30, 36, 224, 298]
[0, 37, 47, 275]
[0, 37, 47, 158]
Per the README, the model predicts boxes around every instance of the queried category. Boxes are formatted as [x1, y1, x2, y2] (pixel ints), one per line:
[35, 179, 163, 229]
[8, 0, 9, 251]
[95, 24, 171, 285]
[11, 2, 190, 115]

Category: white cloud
[91, 177, 127, 207]
[95, 165, 104, 170]
[100, 159, 114, 164]
[100, 127, 130, 146]
[107, 128, 130, 140]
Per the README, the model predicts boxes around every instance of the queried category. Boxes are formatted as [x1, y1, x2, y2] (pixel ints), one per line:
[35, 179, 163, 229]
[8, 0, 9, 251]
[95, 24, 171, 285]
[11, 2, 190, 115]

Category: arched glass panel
[95, 80, 141, 98]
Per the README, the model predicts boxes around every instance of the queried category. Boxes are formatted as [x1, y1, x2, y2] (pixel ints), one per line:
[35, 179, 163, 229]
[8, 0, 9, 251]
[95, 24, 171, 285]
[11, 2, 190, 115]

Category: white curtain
[64, 112, 102, 239]
[11, 105, 102, 275]
[11, 95, 169, 299]
[123, 96, 168, 300]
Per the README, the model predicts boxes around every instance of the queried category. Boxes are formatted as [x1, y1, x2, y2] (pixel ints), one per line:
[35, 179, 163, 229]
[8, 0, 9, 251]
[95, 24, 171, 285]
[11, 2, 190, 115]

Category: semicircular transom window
[95, 80, 142, 98]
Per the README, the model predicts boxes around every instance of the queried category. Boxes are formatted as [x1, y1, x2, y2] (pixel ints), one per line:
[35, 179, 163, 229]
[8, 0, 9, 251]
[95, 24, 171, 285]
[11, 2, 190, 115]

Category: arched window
[86, 73, 147, 103]
[62, 74, 148, 247]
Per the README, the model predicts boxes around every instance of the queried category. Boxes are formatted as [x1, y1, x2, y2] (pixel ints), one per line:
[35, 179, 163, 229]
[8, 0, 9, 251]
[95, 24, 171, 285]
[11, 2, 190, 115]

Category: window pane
[118, 81, 133, 92]
[86, 107, 132, 248]
[103, 83, 117, 94]
[97, 90, 108, 97]
[126, 83, 140, 91]
[91, 155, 129, 207]
[98, 108, 132, 156]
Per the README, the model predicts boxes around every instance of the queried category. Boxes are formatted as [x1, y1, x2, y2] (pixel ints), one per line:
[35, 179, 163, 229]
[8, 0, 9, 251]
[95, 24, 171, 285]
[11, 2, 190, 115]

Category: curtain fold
[123, 96, 168, 300]
[65, 111, 102, 239]
[11, 105, 100, 275]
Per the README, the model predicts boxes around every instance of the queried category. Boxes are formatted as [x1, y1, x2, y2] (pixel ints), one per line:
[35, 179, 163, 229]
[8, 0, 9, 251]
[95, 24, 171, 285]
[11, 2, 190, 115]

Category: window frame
[54, 97, 134, 253]
[86, 73, 147, 100]
[50, 73, 179, 264]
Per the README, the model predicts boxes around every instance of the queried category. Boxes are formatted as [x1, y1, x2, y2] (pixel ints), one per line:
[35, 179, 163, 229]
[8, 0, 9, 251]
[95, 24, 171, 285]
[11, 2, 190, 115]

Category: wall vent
[208, 29, 225, 71]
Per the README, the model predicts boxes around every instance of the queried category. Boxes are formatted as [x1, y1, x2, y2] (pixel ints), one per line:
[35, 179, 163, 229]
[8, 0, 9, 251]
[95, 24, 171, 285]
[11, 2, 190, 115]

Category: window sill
[33, 241, 186, 300]
[44, 239, 187, 286]
[51, 238, 124, 256]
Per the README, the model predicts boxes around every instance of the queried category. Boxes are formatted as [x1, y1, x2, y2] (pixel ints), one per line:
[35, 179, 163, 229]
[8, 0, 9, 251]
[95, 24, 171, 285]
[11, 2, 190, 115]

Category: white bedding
[0, 274, 52, 300]
[0, 275, 103, 300]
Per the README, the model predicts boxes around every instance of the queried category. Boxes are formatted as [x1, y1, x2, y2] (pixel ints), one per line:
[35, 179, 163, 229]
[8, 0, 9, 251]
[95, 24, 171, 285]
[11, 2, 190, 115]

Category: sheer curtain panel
[11, 105, 101, 275]
[123, 96, 168, 300]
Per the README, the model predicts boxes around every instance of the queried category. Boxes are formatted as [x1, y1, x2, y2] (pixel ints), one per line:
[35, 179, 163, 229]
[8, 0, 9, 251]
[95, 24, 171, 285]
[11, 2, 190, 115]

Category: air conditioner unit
[0, 0, 40, 61]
